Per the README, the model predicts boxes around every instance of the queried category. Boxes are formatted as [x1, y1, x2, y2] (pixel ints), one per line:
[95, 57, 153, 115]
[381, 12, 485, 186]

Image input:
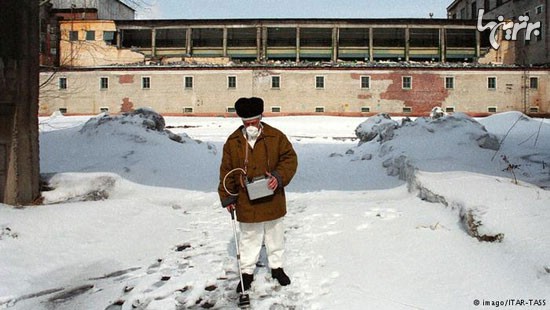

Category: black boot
[271, 268, 291, 286]
[236, 273, 254, 293]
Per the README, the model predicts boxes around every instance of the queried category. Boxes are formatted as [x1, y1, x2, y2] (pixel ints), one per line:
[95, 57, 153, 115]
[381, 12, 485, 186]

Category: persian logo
[476, 9, 542, 50]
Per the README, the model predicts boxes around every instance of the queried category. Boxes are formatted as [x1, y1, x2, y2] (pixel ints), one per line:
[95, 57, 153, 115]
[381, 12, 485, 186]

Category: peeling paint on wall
[377, 73, 450, 114]
[357, 94, 372, 100]
[350, 73, 362, 80]
[119, 74, 134, 84]
[120, 97, 134, 113]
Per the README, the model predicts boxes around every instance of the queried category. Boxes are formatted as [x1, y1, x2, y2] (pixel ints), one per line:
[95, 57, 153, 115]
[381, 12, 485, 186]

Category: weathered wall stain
[120, 97, 134, 113]
[38, 69, 549, 116]
[377, 72, 450, 114]
[119, 74, 134, 84]
[357, 93, 372, 100]
[350, 73, 362, 80]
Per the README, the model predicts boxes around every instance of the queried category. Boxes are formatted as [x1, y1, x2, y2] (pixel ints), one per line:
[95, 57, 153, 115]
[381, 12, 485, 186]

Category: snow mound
[480, 111, 550, 151]
[407, 112, 501, 151]
[480, 111, 533, 132]
[355, 113, 399, 144]
[479, 112, 550, 188]
[354, 112, 550, 189]
[356, 112, 500, 151]
[40, 109, 218, 190]
[355, 113, 501, 181]
[79, 108, 184, 143]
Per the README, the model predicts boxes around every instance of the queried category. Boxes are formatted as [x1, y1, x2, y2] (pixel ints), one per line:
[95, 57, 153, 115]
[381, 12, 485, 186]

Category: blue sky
[139, 0, 453, 19]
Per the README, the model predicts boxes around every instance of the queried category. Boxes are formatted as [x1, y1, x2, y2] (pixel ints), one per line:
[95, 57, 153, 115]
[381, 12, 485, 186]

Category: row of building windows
[68, 30, 117, 45]
[228, 105, 540, 114]
[67, 28, 478, 48]
[55, 104, 542, 115]
[64, 25, 488, 61]
[57, 75, 540, 91]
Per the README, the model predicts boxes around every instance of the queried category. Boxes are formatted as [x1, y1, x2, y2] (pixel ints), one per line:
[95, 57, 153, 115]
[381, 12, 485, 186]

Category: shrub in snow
[355, 113, 399, 144]
[501, 155, 521, 184]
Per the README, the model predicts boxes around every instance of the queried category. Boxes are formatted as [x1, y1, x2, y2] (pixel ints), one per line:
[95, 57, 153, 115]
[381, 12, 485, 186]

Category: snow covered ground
[1, 112, 549, 310]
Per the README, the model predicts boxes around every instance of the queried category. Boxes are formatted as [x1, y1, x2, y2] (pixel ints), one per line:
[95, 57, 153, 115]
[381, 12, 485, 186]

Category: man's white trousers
[239, 218, 285, 274]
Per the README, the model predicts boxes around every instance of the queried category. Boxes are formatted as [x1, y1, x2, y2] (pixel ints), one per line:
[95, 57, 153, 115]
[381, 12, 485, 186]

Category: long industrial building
[38, 1, 549, 116]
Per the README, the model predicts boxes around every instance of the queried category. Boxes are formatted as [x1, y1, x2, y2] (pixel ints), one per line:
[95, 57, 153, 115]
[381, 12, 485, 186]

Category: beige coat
[218, 122, 298, 223]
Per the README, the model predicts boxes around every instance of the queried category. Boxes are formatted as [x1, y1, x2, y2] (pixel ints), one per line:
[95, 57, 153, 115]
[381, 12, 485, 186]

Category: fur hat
[235, 97, 264, 120]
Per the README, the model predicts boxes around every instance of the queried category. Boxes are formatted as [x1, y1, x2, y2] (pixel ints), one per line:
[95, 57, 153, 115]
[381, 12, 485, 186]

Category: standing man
[218, 97, 298, 293]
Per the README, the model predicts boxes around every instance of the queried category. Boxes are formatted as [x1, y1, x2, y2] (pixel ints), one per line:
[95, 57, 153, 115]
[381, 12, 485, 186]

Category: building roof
[50, 0, 135, 12]
[114, 17, 476, 27]
[113, 0, 135, 12]
[446, 0, 462, 12]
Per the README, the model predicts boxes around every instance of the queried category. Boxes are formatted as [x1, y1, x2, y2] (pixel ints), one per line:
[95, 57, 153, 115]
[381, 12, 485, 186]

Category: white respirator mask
[246, 125, 260, 139]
